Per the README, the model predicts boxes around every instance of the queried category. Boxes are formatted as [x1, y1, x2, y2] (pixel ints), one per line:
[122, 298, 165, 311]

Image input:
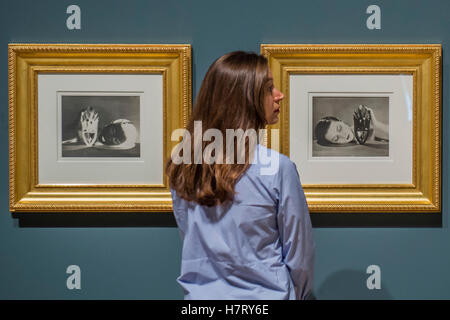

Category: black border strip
[13, 211, 441, 228]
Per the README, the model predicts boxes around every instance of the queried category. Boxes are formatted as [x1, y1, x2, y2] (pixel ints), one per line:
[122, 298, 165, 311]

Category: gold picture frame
[9, 43, 191, 212]
[261, 44, 441, 213]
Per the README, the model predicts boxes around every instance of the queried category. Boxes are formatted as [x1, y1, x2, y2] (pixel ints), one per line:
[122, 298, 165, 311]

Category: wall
[1, 0, 448, 299]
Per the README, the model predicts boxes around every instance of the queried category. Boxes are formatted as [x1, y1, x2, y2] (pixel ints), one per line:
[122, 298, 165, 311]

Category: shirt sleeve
[276, 158, 315, 300]
[170, 188, 187, 242]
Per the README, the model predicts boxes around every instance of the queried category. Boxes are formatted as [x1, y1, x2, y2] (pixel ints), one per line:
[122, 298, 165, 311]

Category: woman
[166, 51, 314, 300]
[314, 105, 389, 146]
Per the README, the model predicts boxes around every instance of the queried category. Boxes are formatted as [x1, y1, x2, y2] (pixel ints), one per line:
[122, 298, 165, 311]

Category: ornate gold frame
[9, 44, 191, 212]
[261, 44, 441, 213]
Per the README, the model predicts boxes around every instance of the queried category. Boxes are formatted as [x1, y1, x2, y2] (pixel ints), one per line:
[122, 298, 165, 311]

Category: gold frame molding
[261, 44, 441, 213]
[9, 43, 191, 212]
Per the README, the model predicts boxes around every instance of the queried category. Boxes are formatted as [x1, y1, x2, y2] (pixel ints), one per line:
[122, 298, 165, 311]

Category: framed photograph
[9, 44, 191, 212]
[261, 44, 441, 213]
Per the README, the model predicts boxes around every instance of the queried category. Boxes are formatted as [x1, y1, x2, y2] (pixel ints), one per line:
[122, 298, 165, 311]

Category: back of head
[166, 51, 271, 206]
[193, 51, 269, 132]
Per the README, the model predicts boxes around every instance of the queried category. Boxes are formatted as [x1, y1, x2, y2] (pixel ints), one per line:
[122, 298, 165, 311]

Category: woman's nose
[274, 88, 284, 101]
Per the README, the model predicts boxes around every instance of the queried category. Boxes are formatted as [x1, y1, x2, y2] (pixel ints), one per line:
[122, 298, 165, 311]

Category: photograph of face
[61, 95, 140, 158]
[312, 96, 389, 157]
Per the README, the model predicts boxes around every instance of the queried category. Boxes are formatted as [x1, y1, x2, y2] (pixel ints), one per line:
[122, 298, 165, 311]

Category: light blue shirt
[170, 144, 315, 300]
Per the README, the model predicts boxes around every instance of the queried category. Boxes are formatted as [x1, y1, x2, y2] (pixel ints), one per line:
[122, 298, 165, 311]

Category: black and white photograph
[312, 96, 389, 157]
[61, 95, 141, 158]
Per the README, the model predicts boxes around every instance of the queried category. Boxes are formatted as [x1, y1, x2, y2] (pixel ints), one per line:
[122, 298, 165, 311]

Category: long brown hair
[166, 51, 271, 206]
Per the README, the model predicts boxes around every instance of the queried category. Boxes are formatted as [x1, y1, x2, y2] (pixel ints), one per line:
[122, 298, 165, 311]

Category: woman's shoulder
[248, 144, 299, 181]
[254, 143, 290, 161]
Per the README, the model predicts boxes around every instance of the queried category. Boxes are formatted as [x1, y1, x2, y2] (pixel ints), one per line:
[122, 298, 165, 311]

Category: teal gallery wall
[1, 0, 449, 299]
